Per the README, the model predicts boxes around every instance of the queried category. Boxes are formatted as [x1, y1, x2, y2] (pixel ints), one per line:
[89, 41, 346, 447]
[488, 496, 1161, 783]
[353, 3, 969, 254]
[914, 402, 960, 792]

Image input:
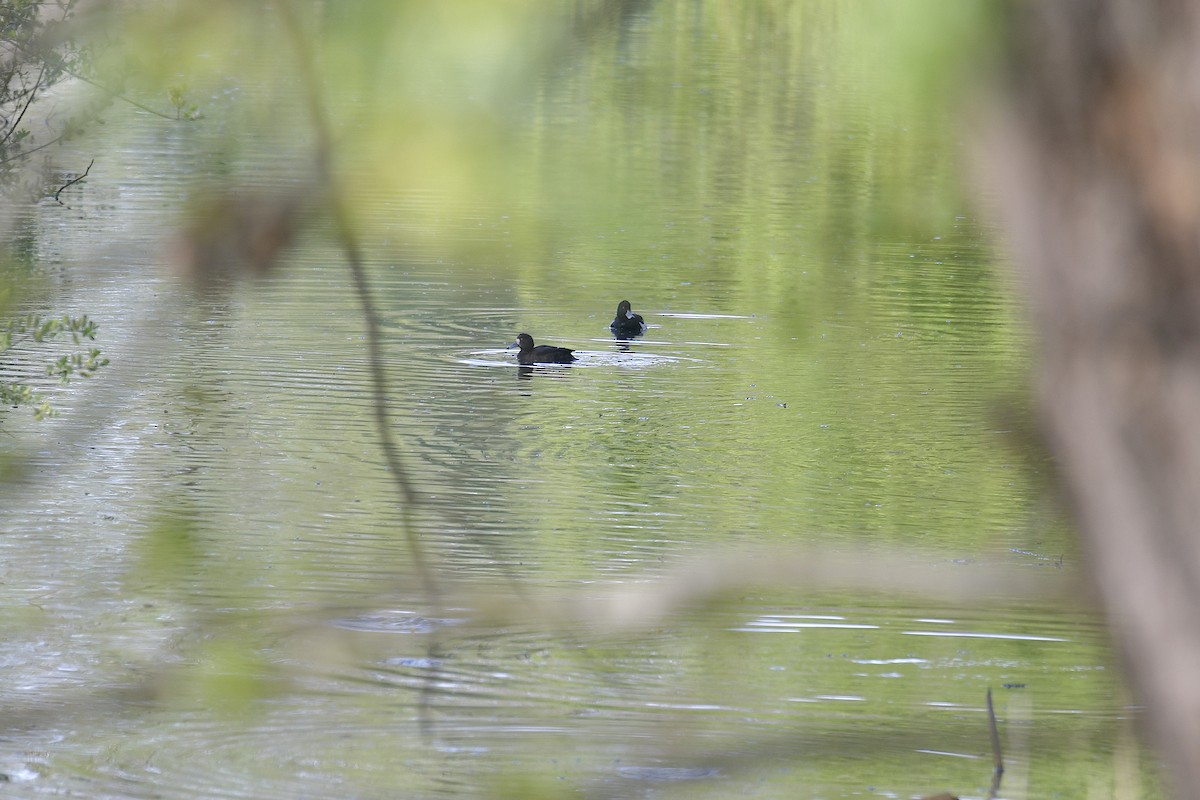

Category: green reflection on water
[422, 0, 1050, 557]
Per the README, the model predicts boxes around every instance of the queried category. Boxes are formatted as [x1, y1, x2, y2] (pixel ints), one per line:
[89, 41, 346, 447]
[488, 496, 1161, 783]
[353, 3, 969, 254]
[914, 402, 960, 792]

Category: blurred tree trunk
[989, 3, 1200, 796]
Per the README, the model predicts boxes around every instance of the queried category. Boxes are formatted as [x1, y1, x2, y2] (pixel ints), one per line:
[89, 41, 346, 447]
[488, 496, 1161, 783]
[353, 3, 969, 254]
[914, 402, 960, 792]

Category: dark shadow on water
[516, 364, 573, 381]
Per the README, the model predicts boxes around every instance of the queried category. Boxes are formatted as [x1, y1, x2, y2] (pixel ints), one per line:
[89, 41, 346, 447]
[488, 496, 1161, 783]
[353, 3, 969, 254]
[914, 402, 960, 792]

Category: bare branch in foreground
[466, 546, 1082, 633]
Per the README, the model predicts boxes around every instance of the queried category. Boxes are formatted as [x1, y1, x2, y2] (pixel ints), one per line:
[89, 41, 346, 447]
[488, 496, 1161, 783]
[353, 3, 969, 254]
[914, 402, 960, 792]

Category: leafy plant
[1, 313, 109, 419]
[0, 4, 119, 421]
[167, 84, 202, 120]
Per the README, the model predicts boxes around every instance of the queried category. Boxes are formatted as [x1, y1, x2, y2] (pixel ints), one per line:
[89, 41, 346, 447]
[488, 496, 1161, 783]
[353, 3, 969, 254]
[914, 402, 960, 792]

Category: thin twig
[274, 1, 438, 602]
[987, 687, 1004, 799]
[53, 157, 93, 205]
[276, 2, 443, 740]
[64, 67, 179, 120]
[0, 60, 46, 146]
[1, 37, 179, 121]
[0, 131, 71, 165]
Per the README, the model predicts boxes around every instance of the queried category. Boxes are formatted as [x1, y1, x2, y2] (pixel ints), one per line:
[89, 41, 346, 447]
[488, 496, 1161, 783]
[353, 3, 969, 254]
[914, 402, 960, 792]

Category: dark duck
[509, 333, 577, 365]
[609, 299, 646, 338]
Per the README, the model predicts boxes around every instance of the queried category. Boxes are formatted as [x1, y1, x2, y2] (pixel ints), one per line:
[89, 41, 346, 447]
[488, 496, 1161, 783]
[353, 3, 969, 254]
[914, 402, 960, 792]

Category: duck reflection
[516, 363, 579, 381]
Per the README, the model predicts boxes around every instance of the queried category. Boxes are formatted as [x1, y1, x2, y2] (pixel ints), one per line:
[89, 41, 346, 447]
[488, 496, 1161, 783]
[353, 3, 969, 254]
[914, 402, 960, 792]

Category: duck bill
[507, 339, 521, 350]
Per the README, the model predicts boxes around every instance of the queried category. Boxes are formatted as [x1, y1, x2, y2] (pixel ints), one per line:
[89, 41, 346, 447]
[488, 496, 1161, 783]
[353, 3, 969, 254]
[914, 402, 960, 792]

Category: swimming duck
[610, 299, 646, 338]
[508, 333, 577, 365]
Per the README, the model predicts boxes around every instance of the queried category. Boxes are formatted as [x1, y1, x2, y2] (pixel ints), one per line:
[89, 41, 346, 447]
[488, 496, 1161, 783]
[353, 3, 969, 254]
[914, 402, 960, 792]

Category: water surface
[0, 3, 1153, 798]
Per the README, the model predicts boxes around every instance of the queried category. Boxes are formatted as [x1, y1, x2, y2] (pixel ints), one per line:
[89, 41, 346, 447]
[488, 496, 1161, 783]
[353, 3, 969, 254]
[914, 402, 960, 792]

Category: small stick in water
[987, 687, 1004, 799]
[922, 689, 1004, 800]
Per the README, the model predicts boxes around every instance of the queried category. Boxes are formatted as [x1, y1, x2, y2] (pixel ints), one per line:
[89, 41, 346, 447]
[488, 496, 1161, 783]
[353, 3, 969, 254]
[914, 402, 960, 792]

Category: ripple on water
[4, 597, 1113, 799]
[453, 347, 696, 370]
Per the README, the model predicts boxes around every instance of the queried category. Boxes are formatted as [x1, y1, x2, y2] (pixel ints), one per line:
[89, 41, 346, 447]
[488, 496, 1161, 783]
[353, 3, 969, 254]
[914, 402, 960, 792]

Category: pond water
[0, 3, 1160, 799]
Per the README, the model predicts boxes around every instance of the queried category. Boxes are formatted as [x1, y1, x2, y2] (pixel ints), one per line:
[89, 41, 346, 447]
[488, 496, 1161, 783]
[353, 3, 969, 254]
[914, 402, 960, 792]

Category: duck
[508, 333, 577, 365]
[609, 299, 646, 338]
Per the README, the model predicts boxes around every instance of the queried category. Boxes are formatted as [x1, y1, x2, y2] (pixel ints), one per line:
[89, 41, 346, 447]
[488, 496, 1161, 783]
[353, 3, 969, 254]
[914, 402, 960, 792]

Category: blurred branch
[468, 546, 1080, 633]
[986, 3, 1200, 796]
[1, 36, 180, 121]
[0, 59, 44, 146]
[275, 13, 442, 739]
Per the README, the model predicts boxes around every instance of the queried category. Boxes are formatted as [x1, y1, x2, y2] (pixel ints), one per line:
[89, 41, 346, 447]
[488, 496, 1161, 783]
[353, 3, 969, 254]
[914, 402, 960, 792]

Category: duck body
[509, 333, 577, 365]
[610, 300, 646, 338]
